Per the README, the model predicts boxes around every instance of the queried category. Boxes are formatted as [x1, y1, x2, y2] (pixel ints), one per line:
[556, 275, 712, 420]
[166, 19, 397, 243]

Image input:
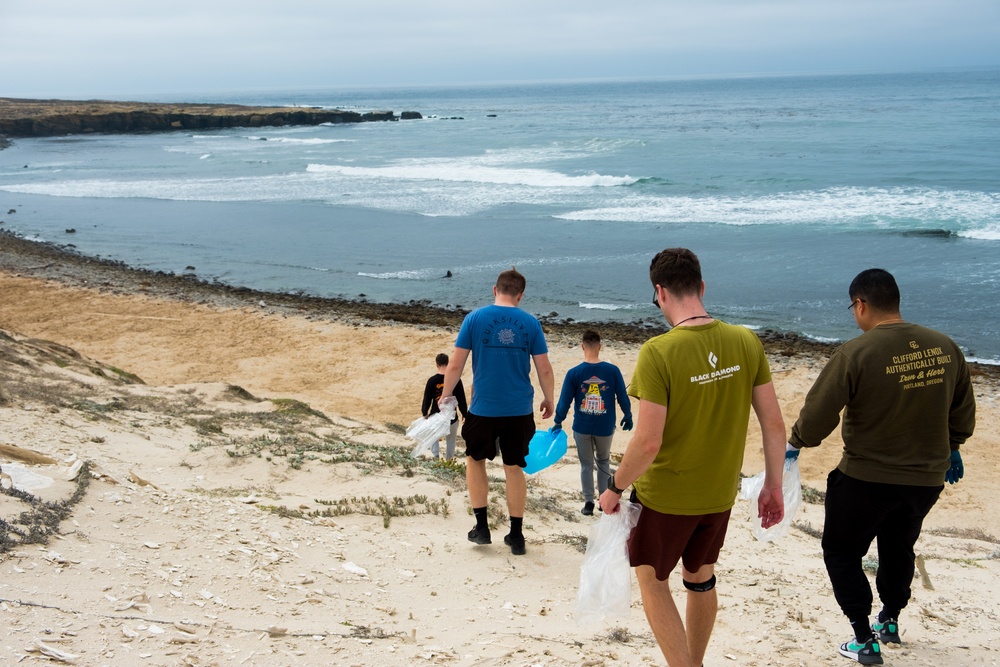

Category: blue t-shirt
[554, 361, 632, 437]
[455, 304, 548, 417]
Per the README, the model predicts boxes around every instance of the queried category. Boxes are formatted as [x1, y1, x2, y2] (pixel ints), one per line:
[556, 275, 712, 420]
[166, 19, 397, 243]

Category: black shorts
[461, 413, 535, 466]
[627, 492, 731, 581]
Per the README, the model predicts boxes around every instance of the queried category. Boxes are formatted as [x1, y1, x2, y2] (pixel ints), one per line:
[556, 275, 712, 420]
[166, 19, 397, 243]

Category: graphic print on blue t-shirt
[481, 313, 530, 352]
[580, 376, 607, 415]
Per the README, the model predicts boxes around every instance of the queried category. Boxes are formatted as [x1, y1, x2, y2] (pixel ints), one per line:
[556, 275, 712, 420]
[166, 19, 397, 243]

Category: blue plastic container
[523, 428, 568, 474]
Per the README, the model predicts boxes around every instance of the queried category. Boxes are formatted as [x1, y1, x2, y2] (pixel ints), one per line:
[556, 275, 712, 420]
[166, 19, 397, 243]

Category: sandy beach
[2, 237, 999, 666]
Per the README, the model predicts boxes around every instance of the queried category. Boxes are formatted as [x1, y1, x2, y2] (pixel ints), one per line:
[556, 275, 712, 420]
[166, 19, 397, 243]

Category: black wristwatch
[608, 472, 624, 495]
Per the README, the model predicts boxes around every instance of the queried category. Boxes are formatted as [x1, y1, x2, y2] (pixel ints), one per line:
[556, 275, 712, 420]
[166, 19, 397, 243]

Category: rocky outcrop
[0, 98, 417, 139]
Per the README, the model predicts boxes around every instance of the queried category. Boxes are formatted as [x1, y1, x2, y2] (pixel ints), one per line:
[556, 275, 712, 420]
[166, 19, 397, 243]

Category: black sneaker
[872, 618, 900, 644]
[838, 637, 883, 665]
[467, 525, 491, 545]
[581, 502, 595, 516]
[503, 533, 526, 555]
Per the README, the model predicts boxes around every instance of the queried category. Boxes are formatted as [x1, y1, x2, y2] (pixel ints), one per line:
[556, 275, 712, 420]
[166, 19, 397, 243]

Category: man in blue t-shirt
[553, 330, 633, 516]
[440, 268, 555, 556]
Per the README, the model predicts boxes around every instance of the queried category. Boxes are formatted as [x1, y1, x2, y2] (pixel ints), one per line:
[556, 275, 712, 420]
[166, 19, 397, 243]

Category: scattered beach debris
[28, 640, 79, 663]
[342, 562, 368, 577]
[916, 554, 934, 590]
[0, 442, 59, 465]
[128, 469, 161, 490]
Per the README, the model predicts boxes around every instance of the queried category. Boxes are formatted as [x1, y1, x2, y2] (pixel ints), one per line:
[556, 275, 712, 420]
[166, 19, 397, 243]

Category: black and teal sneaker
[839, 637, 883, 665]
[872, 618, 901, 644]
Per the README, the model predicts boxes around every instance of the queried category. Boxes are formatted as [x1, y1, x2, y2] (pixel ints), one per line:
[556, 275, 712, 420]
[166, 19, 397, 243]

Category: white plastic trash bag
[739, 457, 802, 542]
[406, 398, 456, 457]
[575, 501, 641, 626]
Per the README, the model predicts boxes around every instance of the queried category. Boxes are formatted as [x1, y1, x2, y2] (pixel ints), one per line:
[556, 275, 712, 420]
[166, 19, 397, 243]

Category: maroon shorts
[627, 496, 731, 581]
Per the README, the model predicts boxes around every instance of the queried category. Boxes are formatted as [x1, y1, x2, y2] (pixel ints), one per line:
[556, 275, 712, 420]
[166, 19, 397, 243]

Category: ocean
[1, 70, 998, 362]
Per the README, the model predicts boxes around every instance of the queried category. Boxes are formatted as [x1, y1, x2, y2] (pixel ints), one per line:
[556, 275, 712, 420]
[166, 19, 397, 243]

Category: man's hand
[539, 398, 554, 420]
[437, 395, 457, 411]
[945, 450, 964, 484]
[757, 483, 785, 529]
[620, 416, 633, 431]
[598, 488, 622, 515]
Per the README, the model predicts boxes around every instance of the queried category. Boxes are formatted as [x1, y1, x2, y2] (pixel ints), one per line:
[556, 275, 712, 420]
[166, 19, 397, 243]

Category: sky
[1, 0, 999, 99]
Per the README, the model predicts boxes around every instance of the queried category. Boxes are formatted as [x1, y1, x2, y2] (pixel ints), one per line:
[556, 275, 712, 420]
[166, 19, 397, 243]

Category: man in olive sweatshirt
[788, 268, 976, 666]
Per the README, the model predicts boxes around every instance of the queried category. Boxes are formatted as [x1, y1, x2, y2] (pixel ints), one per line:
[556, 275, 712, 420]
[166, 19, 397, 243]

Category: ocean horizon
[1, 69, 998, 362]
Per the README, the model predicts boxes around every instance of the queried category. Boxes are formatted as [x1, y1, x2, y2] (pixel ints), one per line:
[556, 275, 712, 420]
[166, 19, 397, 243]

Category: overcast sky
[1, 0, 998, 99]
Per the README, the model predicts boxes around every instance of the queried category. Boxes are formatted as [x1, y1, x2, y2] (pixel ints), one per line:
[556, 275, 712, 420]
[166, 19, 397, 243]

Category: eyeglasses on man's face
[848, 298, 866, 311]
[652, 285, 660, 307]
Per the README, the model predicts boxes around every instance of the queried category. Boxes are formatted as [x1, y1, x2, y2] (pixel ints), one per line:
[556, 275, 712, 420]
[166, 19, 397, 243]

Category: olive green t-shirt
[630, 320, 772, 515]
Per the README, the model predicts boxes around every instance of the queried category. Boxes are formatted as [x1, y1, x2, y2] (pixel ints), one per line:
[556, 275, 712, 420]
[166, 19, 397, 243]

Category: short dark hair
[849, 268, 900, 313]
[650, 248, 702, 297]
[435, 353, 449, 367]
[496, 268, 526, 297]
[581, 330, 601, 347]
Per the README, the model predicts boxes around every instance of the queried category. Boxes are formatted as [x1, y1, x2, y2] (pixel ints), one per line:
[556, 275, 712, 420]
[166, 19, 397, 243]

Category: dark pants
[822, 468, 942, 622]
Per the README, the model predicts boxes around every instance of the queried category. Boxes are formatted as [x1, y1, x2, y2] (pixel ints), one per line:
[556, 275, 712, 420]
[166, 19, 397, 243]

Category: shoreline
[3, 231, 998, 388]
[0, 229, 852, 358]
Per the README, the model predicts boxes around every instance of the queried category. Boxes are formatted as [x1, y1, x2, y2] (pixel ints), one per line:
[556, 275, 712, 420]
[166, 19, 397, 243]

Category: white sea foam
[578, 303, 644, 311]
[307, 162, 636, 188]
[959, 223, 1000, 241]
[358, 269, 443, 280]
[555, 187, 1000, 233]
[966, 355, 1000, 366]
[245, 136, 352, 145]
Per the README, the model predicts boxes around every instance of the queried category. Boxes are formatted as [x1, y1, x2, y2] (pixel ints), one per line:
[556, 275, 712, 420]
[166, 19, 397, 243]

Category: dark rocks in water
[897, 229, 956, 239]
[65, 228, 76, 233]
[444, 270, 453, 278]
[360, 111, 397, 122]
[400, 111, 423, 120]
[486, 114, 497, 118]
[7, 209, 14, 214]
[185, 265, 196, 271]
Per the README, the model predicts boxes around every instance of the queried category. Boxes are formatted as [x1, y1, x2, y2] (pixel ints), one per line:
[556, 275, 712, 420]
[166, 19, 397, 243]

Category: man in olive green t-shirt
[599, 248, 787, 667]
[788, 268, 975, 665]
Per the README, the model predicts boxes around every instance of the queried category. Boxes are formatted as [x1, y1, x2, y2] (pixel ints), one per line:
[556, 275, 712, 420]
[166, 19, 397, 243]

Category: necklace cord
[672, 314, 712, 328]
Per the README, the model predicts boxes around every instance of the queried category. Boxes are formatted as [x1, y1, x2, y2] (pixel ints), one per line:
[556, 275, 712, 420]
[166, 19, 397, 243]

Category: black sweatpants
[822, 468, 943, 622]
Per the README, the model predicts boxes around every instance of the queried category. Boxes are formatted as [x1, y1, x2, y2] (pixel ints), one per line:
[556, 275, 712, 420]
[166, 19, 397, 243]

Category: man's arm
[421, 377, 436, 417]
[598, 398, 666, 514]
[552, 369, 574, 427]
[454, 380, 470, 419]
[614, 367, 633, 426]
[752, 381, 787, 529]
[440, 347, 470, 405]
[533, 353, 555, 419]
[949, 357, 976, 447]
[789, 352, 850, 449]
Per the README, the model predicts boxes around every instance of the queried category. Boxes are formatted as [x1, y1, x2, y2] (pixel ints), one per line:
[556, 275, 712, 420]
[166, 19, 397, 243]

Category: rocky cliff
[0, 98, 421, 139]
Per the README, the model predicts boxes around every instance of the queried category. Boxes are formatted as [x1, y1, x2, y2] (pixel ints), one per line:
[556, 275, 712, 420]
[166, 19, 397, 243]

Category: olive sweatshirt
[790, 322, 976, 486]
